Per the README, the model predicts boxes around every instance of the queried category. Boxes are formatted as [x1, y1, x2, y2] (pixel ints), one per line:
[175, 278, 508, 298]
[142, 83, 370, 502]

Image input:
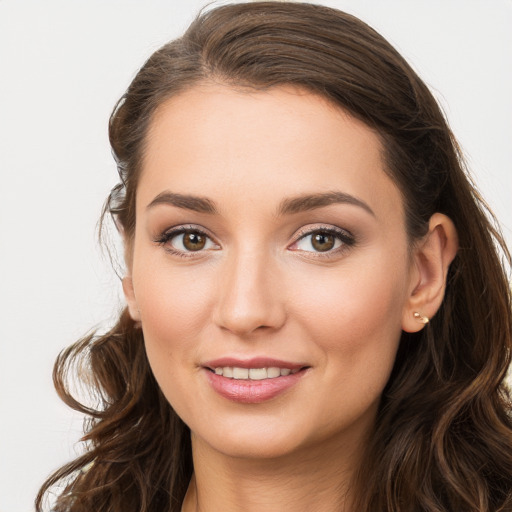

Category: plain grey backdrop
[1, 1, 511, 510]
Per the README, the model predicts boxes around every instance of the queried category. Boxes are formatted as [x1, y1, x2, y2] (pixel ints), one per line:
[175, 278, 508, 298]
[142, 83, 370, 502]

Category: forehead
[138, 83, 403, 220]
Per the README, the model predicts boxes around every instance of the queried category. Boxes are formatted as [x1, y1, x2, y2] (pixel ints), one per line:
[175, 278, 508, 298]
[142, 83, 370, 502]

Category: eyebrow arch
[146, 190, 374, 217]
[146, 191, 218, 214]
[277, 191, 375, 217]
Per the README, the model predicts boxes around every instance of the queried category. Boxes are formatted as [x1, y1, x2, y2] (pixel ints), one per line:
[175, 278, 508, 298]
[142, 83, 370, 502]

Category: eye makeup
[153, 224, 220, 259]
[153, 222, 356, 261]
[288, 224, 356, 260]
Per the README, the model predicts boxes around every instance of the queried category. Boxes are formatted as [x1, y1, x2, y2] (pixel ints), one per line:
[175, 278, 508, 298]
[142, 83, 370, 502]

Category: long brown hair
[37, 3, 512, 511]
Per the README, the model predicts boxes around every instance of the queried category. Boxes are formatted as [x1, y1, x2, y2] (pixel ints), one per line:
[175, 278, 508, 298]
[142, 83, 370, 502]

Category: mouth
[206, 366, 306, 380]
[202, 358, 310, 403]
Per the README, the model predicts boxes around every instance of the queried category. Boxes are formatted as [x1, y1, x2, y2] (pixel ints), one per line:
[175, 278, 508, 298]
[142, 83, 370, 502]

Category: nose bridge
[214, 245, 285, 336]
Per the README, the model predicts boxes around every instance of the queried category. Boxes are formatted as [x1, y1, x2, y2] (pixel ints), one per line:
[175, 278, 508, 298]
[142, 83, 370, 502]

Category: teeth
[213, 366, 302, 380]
[267, 367, 281, 378]
[232, 367, 249, 379]
[249, 368, 267, 380]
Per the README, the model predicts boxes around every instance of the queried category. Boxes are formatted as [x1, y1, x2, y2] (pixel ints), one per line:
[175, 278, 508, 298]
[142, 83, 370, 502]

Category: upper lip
[203, 357, 308, 370]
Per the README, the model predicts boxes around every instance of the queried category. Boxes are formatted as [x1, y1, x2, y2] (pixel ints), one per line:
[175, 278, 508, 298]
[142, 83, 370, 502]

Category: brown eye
[290, 227, 352, 255]
[156, 227, 218, 255]
[311, 232, 335, 252]
[183, 231, 207, 251]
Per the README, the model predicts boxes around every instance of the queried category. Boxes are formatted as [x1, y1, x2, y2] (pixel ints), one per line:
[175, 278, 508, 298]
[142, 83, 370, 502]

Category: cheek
[131, 253, 218, 393]
[289, 250, 409, 392]
[292, 257, 407, 340]
[289, 257, 407, 424]
[135, 258, 211, 335]
[133, 258, 213, 418]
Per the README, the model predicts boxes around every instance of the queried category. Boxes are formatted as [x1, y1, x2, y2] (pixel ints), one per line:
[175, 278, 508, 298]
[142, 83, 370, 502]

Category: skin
[123, 84, 457, 511]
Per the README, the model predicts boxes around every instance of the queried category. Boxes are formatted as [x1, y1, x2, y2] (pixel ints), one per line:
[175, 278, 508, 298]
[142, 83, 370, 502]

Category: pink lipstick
[202, 357, 309, 404]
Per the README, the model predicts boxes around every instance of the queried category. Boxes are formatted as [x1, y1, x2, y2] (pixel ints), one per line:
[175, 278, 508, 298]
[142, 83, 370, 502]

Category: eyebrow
[277, 191, 375, 217]
[146, 192, 218, 214]
[146, 190, 374, 217]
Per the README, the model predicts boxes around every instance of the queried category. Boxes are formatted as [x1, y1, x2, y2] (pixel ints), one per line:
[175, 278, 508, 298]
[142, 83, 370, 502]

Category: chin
[186, 411, 315, 460]
[196, 429, 307, 460]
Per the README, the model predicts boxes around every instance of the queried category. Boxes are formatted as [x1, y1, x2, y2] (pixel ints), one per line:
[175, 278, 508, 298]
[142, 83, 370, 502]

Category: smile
[212, 367, 301, 380]
[204, 360, 309, 403]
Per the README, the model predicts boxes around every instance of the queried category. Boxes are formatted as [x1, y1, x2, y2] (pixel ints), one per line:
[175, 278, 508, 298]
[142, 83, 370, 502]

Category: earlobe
[122, 276, 141, 323]
[402, 213, 458, 333]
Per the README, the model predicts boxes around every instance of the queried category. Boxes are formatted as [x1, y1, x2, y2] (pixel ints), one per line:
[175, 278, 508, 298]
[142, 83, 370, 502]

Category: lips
[202, 357, 309, 403]
[213, 366, 301, 380]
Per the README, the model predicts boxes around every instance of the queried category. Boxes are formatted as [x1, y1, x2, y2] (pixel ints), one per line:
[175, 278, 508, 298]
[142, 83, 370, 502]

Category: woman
[36, 2, 512, 511]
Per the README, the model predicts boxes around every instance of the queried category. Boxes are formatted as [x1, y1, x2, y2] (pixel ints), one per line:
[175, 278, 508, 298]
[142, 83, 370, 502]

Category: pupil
[312, 232, 334, 252]
[183, 231, 206, 251]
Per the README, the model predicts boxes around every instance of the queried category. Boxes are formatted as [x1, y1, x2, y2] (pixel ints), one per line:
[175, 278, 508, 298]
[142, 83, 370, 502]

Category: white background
[0, 1, 511, 510]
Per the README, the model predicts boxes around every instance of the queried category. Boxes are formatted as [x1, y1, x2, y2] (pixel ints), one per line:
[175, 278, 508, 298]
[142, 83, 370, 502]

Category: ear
[402, 213, 458, 333]
[122, 275, 141, 323]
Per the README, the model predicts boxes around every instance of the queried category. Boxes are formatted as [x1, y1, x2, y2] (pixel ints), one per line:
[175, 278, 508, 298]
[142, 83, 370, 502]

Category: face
[125, 84, 418, 461]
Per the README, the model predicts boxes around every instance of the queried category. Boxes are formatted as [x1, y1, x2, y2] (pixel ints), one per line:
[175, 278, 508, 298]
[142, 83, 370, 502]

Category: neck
[182, 431, 365, 512]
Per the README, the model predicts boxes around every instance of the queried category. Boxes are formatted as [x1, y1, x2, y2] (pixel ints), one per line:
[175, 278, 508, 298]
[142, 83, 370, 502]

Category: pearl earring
[413, 311, 429, 324]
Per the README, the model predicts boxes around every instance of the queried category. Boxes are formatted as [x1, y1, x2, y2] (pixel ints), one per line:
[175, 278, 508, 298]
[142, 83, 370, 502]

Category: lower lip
[205, 369, 306, 404]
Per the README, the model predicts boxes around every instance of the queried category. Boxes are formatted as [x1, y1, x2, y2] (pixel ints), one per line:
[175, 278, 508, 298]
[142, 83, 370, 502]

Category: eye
[176, 231, 211, 251]
[290, 227, 355, 254]
[155, 227, 219, 255]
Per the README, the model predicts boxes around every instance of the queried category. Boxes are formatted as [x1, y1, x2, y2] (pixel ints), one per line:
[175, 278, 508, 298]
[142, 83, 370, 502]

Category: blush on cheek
[302, 275, 397, 328]
[135, 262, 214, 332]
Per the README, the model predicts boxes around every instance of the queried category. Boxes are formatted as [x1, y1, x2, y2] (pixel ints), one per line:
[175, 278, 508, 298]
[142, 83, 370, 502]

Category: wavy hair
[37, 2, 512, 511]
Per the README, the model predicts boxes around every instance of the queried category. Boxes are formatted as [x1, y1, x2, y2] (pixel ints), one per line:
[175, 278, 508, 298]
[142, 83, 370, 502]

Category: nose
[213, 249, 287, 337]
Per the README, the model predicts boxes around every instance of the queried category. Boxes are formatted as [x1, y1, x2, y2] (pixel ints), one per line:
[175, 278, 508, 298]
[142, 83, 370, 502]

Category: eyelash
[154, 224, 356, 259]
[290, 225, 356, 259]
[154, 225, 216, 259]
